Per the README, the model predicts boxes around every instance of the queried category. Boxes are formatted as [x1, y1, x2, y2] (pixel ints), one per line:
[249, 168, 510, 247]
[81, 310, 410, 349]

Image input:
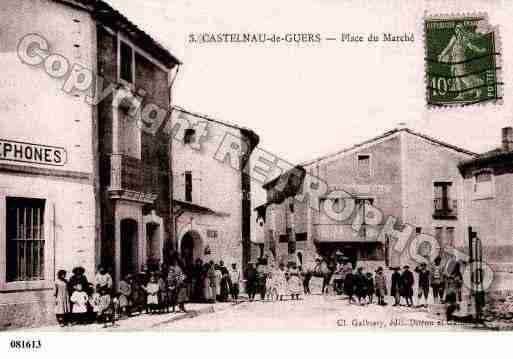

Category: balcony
[433, 197, 458, 220]
[107, 154, 158, 204]
[312, 223, 383, 242]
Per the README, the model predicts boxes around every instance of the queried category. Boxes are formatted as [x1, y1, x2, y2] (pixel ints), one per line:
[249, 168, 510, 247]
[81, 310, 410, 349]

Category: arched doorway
[120, 218, 138, 278]
[180, 231, 203, 269]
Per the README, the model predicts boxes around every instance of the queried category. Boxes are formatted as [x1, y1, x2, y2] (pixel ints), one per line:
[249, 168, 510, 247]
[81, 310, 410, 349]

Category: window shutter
[174, 171, 185, 202]
[192, 170, 202, 205]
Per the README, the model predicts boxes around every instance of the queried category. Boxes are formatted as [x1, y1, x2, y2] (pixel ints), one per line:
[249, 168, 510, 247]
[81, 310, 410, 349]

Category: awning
[173, 199, 216, 215]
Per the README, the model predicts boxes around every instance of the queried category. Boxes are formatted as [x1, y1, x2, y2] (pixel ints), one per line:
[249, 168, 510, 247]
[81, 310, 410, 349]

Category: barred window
[6, 197, 45, 282]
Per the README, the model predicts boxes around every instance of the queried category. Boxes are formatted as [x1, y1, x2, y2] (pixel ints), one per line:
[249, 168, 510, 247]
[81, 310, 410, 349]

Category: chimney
[502, 127, 513, 152]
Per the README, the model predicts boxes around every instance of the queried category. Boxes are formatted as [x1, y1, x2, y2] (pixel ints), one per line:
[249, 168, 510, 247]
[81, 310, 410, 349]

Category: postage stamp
[424, 13, 503, 106]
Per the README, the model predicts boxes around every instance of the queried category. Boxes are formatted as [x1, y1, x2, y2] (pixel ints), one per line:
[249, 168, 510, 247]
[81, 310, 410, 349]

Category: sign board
[0, 139, 67, 166]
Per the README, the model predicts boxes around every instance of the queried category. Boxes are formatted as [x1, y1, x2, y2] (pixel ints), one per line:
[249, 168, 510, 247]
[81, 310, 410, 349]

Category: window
[474, 170, 494, 199]
[357, 154, 371, 177]
[184, 128, 196, 145]
[184, 171, 192, 202]
[416, 227, 422, 235]
[446, 227, 455, 248]
[279, 227, 291, 243]
[6, 197, 45, 282]
[296, 232, 307, 242]
[120, 41, 133, 83]
[355, 198, 374, 207]
[433, 181, 457, 219]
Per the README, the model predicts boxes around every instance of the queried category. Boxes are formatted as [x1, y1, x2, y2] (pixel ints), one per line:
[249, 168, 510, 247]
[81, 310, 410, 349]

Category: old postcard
[1, 1, 513, 353]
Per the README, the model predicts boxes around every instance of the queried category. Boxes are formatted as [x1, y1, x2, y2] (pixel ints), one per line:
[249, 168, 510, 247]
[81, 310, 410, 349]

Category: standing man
[256, 259, 268, 301]
[374, 267, 387, 306]
[390, 267, 402, 306]
[415, 263, 430, 308]
[354, 267, 368, 305]
[320, 257, 332, 294]
[218, 261, 230, 302]
[401, 265, 415, 307]
[245, 262, 258, 301]
[229, 263, 241, 302]
[430, 256, 445, 304]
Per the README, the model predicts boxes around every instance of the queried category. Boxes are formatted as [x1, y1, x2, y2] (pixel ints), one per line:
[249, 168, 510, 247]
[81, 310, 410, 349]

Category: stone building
[0, 0, 179, 328]
[458, 127, 513, 272]
[170, 107, 259, 272]
[256, 127, 478, 271]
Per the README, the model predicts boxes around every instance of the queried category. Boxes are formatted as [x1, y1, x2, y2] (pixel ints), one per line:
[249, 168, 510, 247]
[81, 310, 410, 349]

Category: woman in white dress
[275, 263, 288, 301]
[266, 264, 277, 301]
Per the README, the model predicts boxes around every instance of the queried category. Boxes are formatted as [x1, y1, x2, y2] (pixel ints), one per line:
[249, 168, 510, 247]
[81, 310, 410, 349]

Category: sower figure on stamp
[438, 23, 487, 100]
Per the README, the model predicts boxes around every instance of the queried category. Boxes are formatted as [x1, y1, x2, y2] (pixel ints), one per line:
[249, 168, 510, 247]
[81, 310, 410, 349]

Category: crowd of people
[318, 254, 465, 315]
[53, 255, 243, 327]
[54, 253, 465, 326]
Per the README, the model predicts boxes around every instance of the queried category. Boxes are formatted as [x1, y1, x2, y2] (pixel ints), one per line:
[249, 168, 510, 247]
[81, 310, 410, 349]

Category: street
[156, 295, 466, 331]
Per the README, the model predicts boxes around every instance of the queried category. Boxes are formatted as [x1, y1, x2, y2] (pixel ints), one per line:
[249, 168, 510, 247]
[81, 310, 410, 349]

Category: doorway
[180, 231, 202, 269]
[120, 218, 138, 278]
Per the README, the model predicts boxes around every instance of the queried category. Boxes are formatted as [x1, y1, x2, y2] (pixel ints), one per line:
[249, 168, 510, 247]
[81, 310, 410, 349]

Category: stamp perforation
[423, 11, 503, 108]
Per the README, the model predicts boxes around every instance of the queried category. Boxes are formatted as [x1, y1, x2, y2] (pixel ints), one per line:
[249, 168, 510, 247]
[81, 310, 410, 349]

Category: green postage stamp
[425, 13, 502, 106]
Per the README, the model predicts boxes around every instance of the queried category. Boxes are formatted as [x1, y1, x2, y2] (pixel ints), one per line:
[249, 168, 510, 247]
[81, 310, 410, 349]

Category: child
[158, 272, 169, 313]
[55, 270, 71, 326]
[98, 288, 116, 327]
[70, 284, 89, 324]
[118, 275, 132, 317]
[287, 263, 302, 300]
[89, 290, 101, 322]
[145, 274, 160, 314]
[366, 272, 375, 304]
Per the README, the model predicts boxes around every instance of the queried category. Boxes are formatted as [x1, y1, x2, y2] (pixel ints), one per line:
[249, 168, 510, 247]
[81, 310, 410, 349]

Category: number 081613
[9, 339, 42, 350]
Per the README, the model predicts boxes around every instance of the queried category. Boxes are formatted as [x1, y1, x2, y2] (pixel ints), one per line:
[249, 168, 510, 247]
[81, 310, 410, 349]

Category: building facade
[0, 0, 179, 328]
[458, 127, 513, 275]
[170, 107, 259, 272]
[256, 127, 478, 271]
